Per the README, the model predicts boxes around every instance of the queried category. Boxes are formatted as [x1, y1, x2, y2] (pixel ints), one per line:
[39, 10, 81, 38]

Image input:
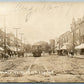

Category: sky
[0, 2, 84, 44]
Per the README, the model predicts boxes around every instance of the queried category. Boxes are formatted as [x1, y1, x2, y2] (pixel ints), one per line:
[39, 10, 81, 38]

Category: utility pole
[59, 38, 60, 50]
[72, 18, 76, 56]
[72, 24, 76, 56]
[19, 33, 24, 51]
[73, 31, 75, 52]
[59, 38, 60, 55]
[3, 16, 7, 56]
[13, 28, 20, 56]
[23, 38, 27, 53]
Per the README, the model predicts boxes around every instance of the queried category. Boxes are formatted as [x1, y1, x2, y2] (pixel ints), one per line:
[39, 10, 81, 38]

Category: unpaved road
[0, 55, 84, 82]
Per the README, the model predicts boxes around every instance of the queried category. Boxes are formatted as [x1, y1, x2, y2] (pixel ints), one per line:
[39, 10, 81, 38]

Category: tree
[24, 44, 32, 53]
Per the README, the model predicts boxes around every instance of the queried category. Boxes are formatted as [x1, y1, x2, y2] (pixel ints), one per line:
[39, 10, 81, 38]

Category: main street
[0, 54, 84, 82]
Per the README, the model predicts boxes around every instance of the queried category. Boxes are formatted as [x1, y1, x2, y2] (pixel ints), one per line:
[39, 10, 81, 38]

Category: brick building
[71, 17, 84, 46]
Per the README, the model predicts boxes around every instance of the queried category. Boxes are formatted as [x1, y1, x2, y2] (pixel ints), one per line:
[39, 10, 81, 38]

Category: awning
[6, 45, 21, 51]
[10, 47, 21, 51]
[10, 47, 16, 51]
[0, 47, 4, 51]
[75, 43, 84, 49]
[18, 48, 21, 51]
[55, 47, 60, 50]
[61, 45, 67, 50]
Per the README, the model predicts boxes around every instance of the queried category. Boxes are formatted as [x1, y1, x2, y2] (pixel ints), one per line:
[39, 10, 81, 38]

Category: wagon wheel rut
[27, 57, 54, 82]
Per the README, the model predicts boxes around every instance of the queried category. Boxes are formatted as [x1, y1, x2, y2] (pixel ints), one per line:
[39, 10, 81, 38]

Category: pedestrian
[70, 50, 74, 57]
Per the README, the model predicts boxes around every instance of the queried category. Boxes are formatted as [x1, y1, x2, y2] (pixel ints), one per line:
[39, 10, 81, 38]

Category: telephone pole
[13, 28, 20, 55]
[19, 33, 24, 51]
[3, 16, 7, 56]
[73, 30, 75, 55]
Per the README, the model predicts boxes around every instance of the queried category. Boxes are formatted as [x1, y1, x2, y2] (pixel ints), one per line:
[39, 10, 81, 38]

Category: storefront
[61, 45, 68, 56]
[0, 47, 4, 55]
[75, 43, 84, 55]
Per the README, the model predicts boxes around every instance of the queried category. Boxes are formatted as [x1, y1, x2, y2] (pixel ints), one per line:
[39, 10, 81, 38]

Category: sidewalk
[74, 55, 84, 59]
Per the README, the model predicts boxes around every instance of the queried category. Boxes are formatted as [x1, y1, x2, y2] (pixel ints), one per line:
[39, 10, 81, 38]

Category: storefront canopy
[0, 47, 4, 51]
[61, 45, 67, 50]
[75, 43, 84, 49]
[10, 47, 21, 51]
[55, 47, 60, 50]
[10, 47, 16, 51]
[6, 45, 21, 51]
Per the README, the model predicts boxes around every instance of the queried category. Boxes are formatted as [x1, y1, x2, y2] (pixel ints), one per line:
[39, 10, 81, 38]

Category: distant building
[49, 39, 55, 53]
[55, 37, 59, 50]
[57, 31, 72, 49]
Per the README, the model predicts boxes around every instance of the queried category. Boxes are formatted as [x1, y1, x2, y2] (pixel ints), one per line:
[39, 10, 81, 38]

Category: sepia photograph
[0, 1, 84, 82]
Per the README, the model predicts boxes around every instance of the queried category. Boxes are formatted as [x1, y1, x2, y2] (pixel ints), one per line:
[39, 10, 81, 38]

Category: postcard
[0, 1, 84, 82]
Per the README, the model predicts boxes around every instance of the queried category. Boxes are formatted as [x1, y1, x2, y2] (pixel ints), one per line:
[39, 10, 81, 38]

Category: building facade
[55, 17, 84, 55]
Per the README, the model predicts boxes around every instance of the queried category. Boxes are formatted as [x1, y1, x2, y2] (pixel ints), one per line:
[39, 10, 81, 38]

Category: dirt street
[0, 54, 84, 82]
